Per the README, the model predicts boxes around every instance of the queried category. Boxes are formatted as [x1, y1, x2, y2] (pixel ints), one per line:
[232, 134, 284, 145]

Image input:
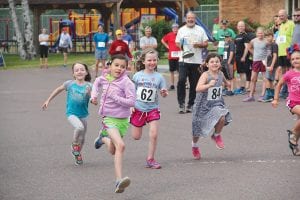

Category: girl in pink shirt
[272, 49, 300, 156]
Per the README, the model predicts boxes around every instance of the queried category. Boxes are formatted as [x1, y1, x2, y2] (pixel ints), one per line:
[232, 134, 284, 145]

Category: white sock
[213, 133, 220, 137]
[192, 141, 198, 147]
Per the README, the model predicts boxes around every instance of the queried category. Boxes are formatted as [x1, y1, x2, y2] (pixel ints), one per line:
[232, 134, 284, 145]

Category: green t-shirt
[215, 28, 236, 55]
[277, 20, 295, 56]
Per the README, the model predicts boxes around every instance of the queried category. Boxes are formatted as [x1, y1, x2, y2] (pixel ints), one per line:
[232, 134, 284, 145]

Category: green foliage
[141, 20, 172, 57]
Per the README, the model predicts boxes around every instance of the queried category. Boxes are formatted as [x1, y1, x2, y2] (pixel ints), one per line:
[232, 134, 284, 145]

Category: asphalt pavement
[0, 66, 299, 200]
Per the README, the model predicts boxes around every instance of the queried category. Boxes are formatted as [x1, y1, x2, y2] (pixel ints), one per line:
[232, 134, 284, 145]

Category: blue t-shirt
[64, 80, 92, 118]
[93, 32, 109, 50]
[132, 71, 167, 112]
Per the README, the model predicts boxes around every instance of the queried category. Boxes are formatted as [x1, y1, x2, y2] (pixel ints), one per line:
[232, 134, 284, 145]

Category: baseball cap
[172, 23, 179, 28]
[115, 29, 122, 35]
[221, 19, 229, 24]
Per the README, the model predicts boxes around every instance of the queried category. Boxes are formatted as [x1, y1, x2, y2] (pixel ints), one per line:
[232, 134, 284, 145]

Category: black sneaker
[168, 85, 175, 91]
[186, 105, 192, 113]
[179, 105, 185, 114]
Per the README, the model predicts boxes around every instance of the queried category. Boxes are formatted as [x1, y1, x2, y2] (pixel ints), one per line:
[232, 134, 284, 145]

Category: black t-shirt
[266, 43, 278, 67]
[234, 32, 252, 58]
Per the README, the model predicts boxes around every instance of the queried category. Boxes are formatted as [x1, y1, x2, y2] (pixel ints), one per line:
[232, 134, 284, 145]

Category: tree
[8, 0, 27, 59]
[22, 0, 36, 59]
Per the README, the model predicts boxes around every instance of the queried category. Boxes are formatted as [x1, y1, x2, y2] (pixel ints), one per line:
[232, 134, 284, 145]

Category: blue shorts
[265, 67, 276, 81]
[95, 49, 108, 60]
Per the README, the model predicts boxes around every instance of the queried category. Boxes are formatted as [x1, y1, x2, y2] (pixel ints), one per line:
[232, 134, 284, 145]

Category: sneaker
[222, 88, 227, 96]
[71, 143, 81, 156]
[63, 64, 67, 68]
[257, 95, 264, 102]
[240, 88, 247, 95]
[233, 88, 241, 95]
[146, 158, 161, 169]
[242, 96, 255, 102]
[192, 147, 201, 160]
[226, 90, 234, 96]
[179, 105, 185, 114]
[168, 85, 175, 91]
[211, 134, 225, 149]
[115, 177, 131, 193]
[94, 135, 104, 149]
[75, 154, 83, 165]
[262, 96, 273, 102]
[186, 105, 192, 113]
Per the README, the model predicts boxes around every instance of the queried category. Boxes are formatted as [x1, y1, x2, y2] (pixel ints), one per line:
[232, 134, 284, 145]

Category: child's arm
[110, 81, 136, 107]
[222, 72, 231, 88]
[196, 72, 216, 92]
[247, 40, 254, 55]
[268, 45, 278, 72]
[271, 77, 285, 108]
[91, 78, 101, 105]
[42, 84, 65, 110]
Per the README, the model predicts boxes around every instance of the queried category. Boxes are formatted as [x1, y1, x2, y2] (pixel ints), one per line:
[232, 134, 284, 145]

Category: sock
[213, 133, 220, 137]
[192, 141, 198, 147]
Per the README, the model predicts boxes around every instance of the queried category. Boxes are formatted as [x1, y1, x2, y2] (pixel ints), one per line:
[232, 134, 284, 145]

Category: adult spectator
[292, 8, 300, 45]
[212, 16, 220, 40]
[276, 9, 295, 98]
[139, 26, 157, 50]
[109, 29, 133, 60]
[39, 28, 49, 69]
[161, 23, 181, 91]
[214, 19, 236, 56]
[58, 27, 73, 67]
[175, 11, 208, 113]
[93, 24, 109, 77]
[234, 21, 252, 94]
[122, 27, 134, 70]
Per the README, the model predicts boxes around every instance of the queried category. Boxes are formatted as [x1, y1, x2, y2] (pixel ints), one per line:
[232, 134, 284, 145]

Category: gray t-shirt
[292, 24, 300, 44]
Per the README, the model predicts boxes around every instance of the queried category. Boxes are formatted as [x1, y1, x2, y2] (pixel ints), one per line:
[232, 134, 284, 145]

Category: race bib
[136, 87, 157, 102]
[277, 36, 286, 44]
[171, 51, 180, 58]
[223, 51, 228, 60]
[97, 42, 105, 48]
[218, 41, 225, 48]
[207, 86, 222, 101]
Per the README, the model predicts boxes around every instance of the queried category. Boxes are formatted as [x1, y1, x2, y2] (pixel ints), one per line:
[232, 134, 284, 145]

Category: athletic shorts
[100, 117, 129, 137]
[252, 61, 266, 73]
[265, 67, 277, 81]
[235, 57, 251, 74]
[95, 49, 108, 60]
[168, 59, 179, 72]
[59, 47, 68, 53]
[286, 99, 300, 112]
[278, 56, 291, 68]
[130, 108, 160, 127]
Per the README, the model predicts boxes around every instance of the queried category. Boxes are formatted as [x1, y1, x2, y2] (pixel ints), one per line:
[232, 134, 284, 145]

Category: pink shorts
[286, 99, 300, 111]
[252, 61, 266, 73]
[130, 108, 160, 127]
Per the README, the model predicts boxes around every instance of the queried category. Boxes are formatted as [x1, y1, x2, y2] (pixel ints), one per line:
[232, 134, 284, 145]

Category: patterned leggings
[67, 115, 87, 146]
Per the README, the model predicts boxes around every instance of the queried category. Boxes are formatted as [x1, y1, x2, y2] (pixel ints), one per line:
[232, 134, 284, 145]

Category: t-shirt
[223, 40, 235, 64]
[175, 25, 208, 64]
[93, 32, 109, 50]
[266, 42, 278, 68]
[215, 28, 236, 55]
[276, 20, 295, 56]
[39, 33, 49, 46]
[252, 38, 267, 61]
[283, 70, 300, 102]
[162, 32, 181, 60]
[292, 24, 300, 45]
[132, 71, 167, 112]
[64, 80, 92, 118]
[234, 32, 251, 58]
[59, 33, 72, 48]
[139, 36, 157, 49]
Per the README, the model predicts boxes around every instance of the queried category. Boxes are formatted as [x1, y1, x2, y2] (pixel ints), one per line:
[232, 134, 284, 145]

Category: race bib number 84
[207, 86, 222, 100]
[136, 87, 157, 102]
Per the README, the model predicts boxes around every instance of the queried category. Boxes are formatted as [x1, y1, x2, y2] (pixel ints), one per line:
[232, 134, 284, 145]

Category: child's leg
[107, 128, 125, 181]
[132, 126, 143, 140]
[291, 107, 300, 143]
[260, 72, 266, 96]
[249, 71, 258, 97]
[67, 115, 86, 146]
[214, 116, 225, 134]
[147, 120, 159, 160]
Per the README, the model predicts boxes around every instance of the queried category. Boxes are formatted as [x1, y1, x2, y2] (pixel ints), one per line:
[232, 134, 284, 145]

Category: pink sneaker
[71, 143, 81, 156]
[146, 158, 161, 169]
[211, 134, 225, 149]
[192, 147, 201, 160]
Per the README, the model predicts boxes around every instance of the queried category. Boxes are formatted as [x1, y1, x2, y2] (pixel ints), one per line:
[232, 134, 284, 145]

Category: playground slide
[162, 8, 214, 42]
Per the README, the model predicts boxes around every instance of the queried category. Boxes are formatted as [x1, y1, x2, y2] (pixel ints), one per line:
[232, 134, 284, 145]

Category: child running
[272, 48, 300, 156]
[130, 48, 168, 169]
[192, 53, 232, 159]
[91, 54, 135, 193]
[42, 63, 92, 165]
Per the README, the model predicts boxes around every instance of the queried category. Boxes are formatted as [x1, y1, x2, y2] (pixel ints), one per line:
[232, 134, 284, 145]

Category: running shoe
[186, 105, 192, 113]
[242, 96, 255, 102]
[94, 135, 104, 149]
[168, 85, 175, 91]
[211, 134, 225, 149]
[115, 177, 131, 193]
[146, 158, 161, 169]
[192, 147, 201, 160]
[179, 105, 185, 114]
[75, 154, 83, 165]
[71, 143, 81, 156]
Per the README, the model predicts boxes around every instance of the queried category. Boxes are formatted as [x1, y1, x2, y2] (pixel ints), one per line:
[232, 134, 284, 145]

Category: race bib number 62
[136, 87, 157, 102]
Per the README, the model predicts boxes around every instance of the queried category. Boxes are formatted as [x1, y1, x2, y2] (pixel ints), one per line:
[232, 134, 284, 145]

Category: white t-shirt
[39, 33, 49, 46]
[175, 25, 208, 64]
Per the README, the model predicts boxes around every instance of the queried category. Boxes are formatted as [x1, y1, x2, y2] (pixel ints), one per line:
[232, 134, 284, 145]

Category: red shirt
[162, 32, 180, 60]
[109, 39, 132, 58]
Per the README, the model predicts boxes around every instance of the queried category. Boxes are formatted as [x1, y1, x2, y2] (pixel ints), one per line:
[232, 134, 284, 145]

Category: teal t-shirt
[64, 80, 92, 118]
[93, 32, 109, 50]
[215, 28, 236, 55]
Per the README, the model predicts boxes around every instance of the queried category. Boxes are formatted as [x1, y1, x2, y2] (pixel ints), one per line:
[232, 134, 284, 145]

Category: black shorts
[235, 57, 251, 74]
[278, 56, 291, 68]
[40, 45, 48, 58]
[168, 59, 179, 72]
[59, 47, 68, 53]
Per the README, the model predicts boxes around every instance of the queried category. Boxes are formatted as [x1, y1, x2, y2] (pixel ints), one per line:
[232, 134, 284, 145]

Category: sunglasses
[293, 15, 300, 17]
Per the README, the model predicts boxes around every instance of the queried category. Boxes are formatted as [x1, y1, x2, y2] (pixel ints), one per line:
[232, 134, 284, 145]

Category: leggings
[67, 115, 87, 146]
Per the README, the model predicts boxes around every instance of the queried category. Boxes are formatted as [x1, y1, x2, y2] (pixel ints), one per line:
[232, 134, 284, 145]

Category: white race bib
[223, 51, 228, 60]
[171, 51, 180, 58]
[136, 87, 157, 102]
[207, 86, 222, 101]
[277, 36, 286, 44]
[218, 41, 225, 48]
[97, 42, 105, 48]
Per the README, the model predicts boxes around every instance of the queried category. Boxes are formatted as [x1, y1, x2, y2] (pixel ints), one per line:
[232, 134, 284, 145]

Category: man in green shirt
[214, 19, 236, 56]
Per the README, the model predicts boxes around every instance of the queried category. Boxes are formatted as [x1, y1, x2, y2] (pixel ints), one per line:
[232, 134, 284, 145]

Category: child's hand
[271, 99, 278, 108]
[160, 89, 168, 97]
[42, 101, 49, 110]
[208, 79, 217, 87]
[130, 107, 135, 114]
[90, 98, 98, 105]
[266, 66, 273, 72]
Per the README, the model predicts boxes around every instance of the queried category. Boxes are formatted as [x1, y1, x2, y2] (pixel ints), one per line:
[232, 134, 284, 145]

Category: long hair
[72, 62, 91, 82]
[136, 48, 158, 71]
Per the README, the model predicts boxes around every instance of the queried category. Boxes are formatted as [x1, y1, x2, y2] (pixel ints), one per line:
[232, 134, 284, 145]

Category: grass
[1, 52, 169, 69]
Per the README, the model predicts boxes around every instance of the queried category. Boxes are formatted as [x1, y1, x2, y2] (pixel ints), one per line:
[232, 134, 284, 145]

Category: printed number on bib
[207, 86, 222, 100]
[277, 36, 286, 44]
[136, 87, 157, 102]
[171, 51, 180, 58]
[97, 42, 105, 48]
